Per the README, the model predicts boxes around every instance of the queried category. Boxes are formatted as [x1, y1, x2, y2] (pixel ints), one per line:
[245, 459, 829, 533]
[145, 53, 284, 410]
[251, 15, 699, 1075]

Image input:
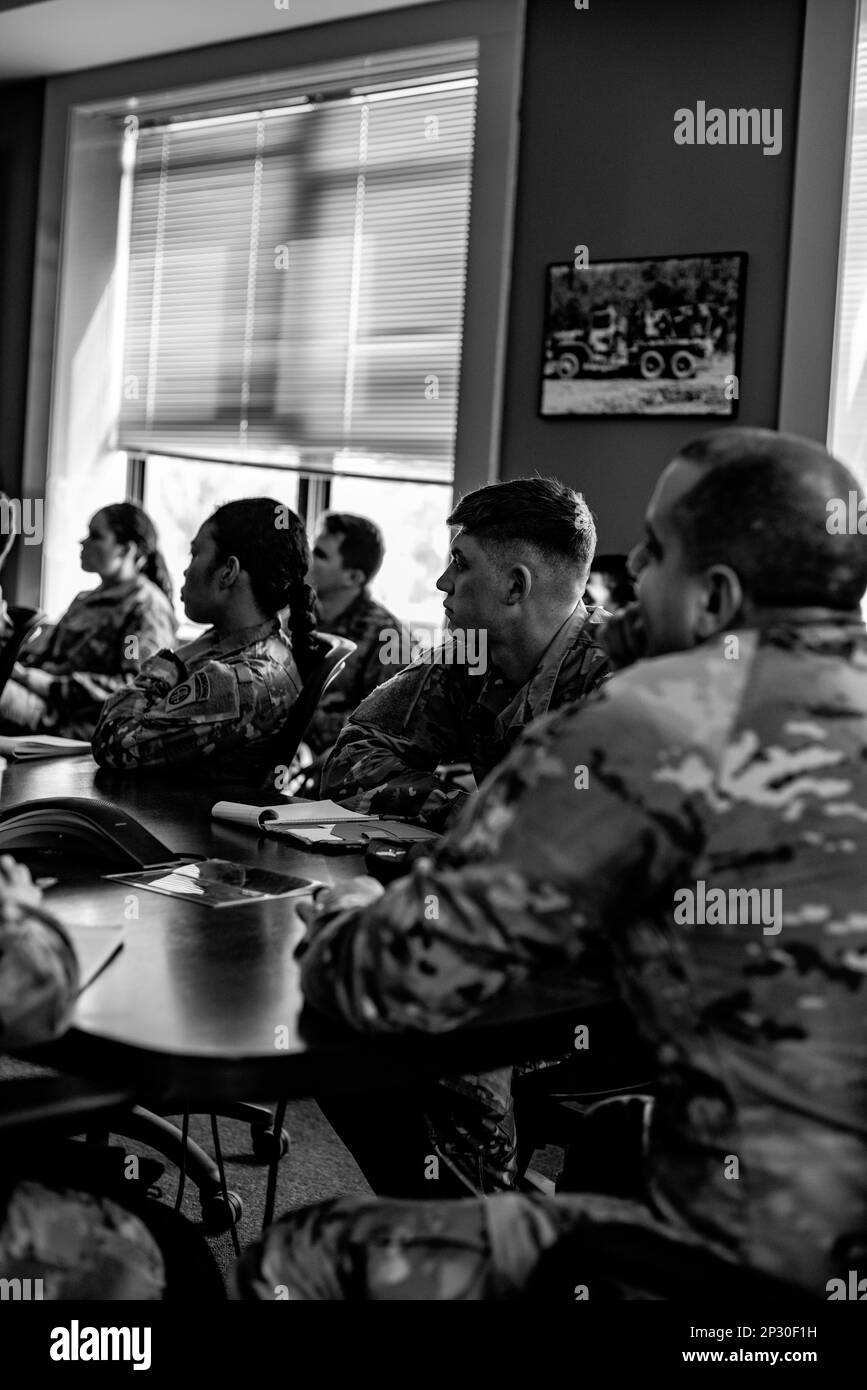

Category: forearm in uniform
[92, 653, 293, 772]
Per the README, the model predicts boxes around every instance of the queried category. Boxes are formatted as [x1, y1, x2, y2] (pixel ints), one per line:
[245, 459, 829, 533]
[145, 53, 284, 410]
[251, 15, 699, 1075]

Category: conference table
[1, 755, 589, 1108]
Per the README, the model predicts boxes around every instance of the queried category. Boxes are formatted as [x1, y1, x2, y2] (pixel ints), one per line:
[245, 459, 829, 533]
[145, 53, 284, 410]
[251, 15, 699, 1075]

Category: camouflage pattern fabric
[92, 616, 303, 782]
[298, 613, 867, 1294]
[231, 1191, 718, 1301]
[8, 574, 177, 740]
[321, 602, 612, 830]
[305, 590, 409, 756]
[0, 897, 79, 1051]
[0, 874, 166, 1299]
[0, 1181, 165, 1301]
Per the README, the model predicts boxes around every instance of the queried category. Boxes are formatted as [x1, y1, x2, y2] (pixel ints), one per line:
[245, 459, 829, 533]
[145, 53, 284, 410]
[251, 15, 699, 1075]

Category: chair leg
[99, 1107, 243, 1233]
[207, 1101, 290, 1164]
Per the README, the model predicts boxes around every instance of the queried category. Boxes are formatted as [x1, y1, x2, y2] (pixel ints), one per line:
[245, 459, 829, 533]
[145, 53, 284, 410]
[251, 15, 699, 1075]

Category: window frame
[19, 0, 525, 611]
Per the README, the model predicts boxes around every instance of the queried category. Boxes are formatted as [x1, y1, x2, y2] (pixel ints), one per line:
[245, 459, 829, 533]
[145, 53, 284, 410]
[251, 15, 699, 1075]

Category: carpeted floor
[2, 1056, 564, 1295]
[1, 1056, 372, 1288]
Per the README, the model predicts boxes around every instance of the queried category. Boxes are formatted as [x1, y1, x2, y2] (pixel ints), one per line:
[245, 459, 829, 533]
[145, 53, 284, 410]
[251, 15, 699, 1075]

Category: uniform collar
[82, 575, 144, 603]
[484, 601, 598, 730]
[196, 614, 284, 661]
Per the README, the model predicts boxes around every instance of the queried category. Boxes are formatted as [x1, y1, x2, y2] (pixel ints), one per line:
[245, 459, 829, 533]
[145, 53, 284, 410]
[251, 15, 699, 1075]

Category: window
[828, 3, 867, 617]
[34, 13, 522, 627]
[829, 7, 867, 485]
[111, 43, 478, 629]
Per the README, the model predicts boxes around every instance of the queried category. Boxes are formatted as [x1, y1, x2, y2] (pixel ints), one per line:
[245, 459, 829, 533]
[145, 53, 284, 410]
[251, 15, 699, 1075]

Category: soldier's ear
[696, 565, 742, 638]
[344, 565, 366, 589]
[220, 554, 242, 589]
[505, 564, 533, 606]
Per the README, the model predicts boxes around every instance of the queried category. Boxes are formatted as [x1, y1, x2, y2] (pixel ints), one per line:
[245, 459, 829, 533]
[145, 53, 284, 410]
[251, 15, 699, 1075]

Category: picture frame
[538, 252, 747, 418]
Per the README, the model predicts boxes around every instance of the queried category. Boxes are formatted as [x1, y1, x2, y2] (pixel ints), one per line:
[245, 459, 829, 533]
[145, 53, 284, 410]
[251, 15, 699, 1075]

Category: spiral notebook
[211, 799, 373, 829]
[210, 799, 437, 848]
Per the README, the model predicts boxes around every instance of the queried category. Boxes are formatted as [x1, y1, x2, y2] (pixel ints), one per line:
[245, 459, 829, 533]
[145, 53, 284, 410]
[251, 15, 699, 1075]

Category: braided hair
[102, 503, 174, 602]
[209, 499, 319, 672]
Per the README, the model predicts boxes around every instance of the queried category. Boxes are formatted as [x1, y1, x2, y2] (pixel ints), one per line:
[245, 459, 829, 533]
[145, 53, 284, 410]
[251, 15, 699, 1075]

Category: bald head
[668, 428, 867, 610]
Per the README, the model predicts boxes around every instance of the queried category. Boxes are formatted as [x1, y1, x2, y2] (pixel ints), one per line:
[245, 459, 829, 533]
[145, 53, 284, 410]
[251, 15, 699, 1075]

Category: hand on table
[11, 663, 54, 698]
[296, 874, 385, 939]
[0, 855, 43, 922]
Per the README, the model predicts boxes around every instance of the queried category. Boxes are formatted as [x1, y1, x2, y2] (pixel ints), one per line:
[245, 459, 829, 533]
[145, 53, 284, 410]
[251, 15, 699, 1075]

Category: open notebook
[0, 735, 91, 761]
[211, 799, 438, 847]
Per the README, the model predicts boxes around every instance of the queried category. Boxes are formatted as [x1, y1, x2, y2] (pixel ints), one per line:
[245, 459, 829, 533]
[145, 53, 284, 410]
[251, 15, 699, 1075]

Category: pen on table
[35, 877, 59, 890]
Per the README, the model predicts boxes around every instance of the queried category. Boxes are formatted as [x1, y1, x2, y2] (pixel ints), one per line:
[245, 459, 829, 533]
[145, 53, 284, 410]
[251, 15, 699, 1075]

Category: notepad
[212, 799, 381, 829]
[0, 735, 92, 761]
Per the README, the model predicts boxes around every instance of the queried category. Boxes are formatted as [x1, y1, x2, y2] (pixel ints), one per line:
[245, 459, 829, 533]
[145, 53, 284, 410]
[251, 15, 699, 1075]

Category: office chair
[0, 606, 45, 697]
[0, 1074, 226, 1299]
[248, 631, 357, 788]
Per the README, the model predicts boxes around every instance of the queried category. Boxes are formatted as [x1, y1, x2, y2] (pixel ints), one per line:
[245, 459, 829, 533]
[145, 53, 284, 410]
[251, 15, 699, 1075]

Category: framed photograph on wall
[538, 252, 747, 418]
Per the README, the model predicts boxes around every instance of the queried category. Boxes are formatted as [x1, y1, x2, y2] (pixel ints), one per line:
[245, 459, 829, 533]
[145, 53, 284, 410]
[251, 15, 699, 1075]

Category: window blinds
[118, 61, 477, 482]
[830, 15, 867, 482]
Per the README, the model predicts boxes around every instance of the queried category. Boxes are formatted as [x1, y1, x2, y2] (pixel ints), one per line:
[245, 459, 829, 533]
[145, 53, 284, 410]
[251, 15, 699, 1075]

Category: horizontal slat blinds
[831, 15, 867, 482]
[118, 62, 477, 483]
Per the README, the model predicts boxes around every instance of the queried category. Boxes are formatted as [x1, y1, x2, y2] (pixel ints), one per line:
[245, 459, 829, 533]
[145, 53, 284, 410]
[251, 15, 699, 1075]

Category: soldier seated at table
[0, 503, 177, 741]
[243, 428, 867, 1299]
[287, 513, 411, 792]
[92, 498, 319, 781]
[321, 477, 613, 831]
[0, 855, 166, 1299]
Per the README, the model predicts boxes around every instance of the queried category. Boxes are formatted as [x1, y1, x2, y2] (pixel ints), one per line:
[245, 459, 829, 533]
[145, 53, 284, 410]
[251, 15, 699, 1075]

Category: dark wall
[501, 0, 806, 553]
[0, 78, 44, 593]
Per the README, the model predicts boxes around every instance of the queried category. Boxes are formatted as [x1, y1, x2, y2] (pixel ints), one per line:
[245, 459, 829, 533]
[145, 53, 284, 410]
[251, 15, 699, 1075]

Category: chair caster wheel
[201, 1190, 243, 1233]
[251, 1125, 290, 1163]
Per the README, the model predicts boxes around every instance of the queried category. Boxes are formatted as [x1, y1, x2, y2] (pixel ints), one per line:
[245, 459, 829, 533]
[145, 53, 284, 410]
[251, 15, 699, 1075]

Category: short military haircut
[670, 427, 867, 610]
[323, 513, 385, 583]
[448, 477, 597, 582]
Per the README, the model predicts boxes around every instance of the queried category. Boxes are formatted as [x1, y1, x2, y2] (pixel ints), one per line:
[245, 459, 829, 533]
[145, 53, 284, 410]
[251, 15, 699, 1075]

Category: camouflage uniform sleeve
[0, 898, 80, 1050]
[47, 597, 178, 711]
[320, 662, 470, 829]
[91, 651, 297, 771]
[301, 699, 695, 1031]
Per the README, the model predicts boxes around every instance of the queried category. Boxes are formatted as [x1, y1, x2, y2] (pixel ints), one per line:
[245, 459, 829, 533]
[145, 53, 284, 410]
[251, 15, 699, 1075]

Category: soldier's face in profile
[181, 522, 224, 623]
[629, 459, 709, 656]
[79, 511, 129, 580]
[437, 531, 501, 638]
[309, 531, 351, 600]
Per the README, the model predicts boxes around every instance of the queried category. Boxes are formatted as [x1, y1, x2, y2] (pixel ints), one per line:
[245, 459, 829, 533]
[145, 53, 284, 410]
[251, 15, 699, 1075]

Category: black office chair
[0, 606, 45, 696]
[0, 1074, 226, 1299]
[249, 631, 356, 786]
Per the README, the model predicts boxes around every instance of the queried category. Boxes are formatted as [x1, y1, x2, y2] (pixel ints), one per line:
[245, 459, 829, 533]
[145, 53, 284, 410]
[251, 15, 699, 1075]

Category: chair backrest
[0, 606, 45, 697]
[264, 632, 356, 775]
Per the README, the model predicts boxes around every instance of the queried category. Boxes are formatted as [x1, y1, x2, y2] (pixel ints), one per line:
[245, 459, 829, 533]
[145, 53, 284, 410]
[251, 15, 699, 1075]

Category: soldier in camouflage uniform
[92, 498, 319, 781]
[0, 856, 166, 1299]
[242, 429, 867, 1298]
[305, 514, 410, 758]
[322, 478, 611, 830]
[1, 504, 177, 741]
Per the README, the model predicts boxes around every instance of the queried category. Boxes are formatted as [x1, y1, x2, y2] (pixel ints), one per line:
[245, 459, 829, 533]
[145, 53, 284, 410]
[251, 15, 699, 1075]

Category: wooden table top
[1, 756, 588, 1105]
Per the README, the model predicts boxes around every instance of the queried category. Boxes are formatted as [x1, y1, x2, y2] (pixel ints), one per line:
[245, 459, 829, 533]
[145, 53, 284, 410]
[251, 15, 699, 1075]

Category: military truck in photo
[545, 303, 715, 382]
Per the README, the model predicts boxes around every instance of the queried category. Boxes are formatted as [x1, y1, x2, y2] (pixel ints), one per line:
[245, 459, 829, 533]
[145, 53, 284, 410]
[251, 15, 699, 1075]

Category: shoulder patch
[166, 671, 210, 708]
